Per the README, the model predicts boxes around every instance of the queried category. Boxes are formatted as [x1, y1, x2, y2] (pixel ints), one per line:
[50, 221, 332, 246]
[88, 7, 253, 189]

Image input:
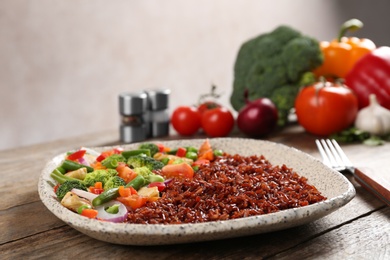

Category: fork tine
[330, 139, 353, 168]
[325, 139, 344, 166]
[315, 139, 330, 166]
[320, 139, 338, 167]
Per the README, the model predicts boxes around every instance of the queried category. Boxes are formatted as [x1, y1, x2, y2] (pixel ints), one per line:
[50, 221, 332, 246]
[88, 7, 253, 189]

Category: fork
[316, 139, 390, 206]
[315, 139, 354, 174]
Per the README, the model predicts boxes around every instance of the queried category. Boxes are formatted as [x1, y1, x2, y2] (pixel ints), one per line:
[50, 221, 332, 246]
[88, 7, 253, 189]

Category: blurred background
[1, 0, 390, 151]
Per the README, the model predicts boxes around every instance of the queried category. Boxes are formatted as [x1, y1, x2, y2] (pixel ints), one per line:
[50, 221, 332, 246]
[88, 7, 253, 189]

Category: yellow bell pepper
[314, 19, 376, 79]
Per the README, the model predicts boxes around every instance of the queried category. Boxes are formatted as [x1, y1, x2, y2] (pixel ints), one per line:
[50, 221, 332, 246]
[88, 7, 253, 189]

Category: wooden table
[1, 125, 389, 259]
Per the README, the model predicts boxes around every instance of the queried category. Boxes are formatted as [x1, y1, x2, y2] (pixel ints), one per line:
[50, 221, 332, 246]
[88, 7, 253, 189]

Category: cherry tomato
[295, 81, 358, 136]
[197, 101, 221, 115]
[171, 106, 201, 136]
[201, 107, 235, 137]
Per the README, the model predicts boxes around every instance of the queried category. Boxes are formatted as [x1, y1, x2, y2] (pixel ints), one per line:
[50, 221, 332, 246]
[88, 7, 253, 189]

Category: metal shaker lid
[146, 89, 170, 111]
[119, 92, 147, 115]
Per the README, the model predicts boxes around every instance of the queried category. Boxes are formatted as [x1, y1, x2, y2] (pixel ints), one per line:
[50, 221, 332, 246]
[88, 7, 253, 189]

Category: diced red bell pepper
[67, 149, 87, 161]
[176, 147, 187, 157]
[148, 182, 166, 192]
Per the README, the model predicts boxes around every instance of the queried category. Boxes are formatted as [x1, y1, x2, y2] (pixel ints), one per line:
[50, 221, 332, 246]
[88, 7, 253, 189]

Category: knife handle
[354, 168, 390, 207]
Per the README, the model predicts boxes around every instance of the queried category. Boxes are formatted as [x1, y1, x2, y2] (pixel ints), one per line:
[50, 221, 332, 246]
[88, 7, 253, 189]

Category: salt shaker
[119, 92, 148, 143]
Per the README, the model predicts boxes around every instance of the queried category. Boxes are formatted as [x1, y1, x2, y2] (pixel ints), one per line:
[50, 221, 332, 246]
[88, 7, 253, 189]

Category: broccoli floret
[134, 166, 164, 184]
[83, 169, 118, 187]
[56, 180, 87, 200]
[138, 143, 159, 157]
[230, 25, 323, 126]
[101, 154, 126, 169]
[104, 176, 126, 190]
[127, 155, 164, 171]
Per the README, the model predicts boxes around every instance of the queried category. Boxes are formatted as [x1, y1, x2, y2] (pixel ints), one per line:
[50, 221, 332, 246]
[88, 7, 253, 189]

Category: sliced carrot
[81, 209, 98, 219]
[117, 195, 147, 209]
[91, 161, 107, 170]
[116, 164, 138, 183]
[94, 182, 103, 189]
[118, 186, 138, 197]
[198, 139, 214, 161]
[193, 158, 210, 166]
[161, 162, 194, 180]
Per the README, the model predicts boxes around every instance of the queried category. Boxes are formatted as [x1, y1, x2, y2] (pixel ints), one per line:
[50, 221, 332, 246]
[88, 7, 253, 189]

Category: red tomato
[201, 107, 235, 137]
[295, 81, 358, 136]
[198, 101, 221, 115]
[171, 106, 201, 136]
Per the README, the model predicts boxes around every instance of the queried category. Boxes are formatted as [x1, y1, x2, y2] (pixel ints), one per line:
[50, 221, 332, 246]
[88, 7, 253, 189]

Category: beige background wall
[1, 0, 390, 151]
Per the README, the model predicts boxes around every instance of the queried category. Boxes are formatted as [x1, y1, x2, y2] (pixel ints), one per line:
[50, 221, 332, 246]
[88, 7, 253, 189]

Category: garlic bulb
[355, 94, 390, 135]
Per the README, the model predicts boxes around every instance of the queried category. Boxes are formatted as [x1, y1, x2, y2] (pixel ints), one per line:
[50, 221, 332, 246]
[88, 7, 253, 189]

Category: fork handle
[354, 168, 390, 207]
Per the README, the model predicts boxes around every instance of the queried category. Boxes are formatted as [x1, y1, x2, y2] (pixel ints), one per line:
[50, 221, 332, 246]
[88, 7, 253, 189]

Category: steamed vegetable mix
[314, 18, 376, 80]
[50, 140, 224, 223]
[230, 25, 323, 126]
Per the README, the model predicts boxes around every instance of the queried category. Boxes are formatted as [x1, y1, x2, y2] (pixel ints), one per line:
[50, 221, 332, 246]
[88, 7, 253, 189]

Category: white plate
[38, 138, 355, 245]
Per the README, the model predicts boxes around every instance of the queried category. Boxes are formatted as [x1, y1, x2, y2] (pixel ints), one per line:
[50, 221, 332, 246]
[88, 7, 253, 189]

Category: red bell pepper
[345, 46, 390, 110]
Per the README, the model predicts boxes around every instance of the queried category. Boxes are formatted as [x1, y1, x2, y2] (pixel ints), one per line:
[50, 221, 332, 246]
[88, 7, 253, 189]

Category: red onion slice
[78, 157, 90, 167]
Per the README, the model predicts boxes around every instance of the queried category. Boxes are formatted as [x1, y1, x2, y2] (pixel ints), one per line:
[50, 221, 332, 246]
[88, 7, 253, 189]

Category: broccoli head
[230, 25, 323, 126]
[104, 176, 126, 190]
[138, 143, 160, 157]
[134, 166, 164, 184]
[56, 180, 87, 200]
[127, 155, 164, 171]
[83, 169, 118, 187]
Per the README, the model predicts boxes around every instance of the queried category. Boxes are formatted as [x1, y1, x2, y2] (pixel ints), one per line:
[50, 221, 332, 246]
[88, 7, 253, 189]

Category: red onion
[237, 92, 278, 137]
[163, 178, 173, 186]
[78, 157, 90, 167]
[80, 147, 101, 157]
[95, 200, 128, 223]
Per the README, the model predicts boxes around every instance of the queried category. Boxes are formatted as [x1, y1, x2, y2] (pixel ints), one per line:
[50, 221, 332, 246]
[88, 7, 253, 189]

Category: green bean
[61, 159, 94, 172]
[125, 175, 146, 190]
[92, 187, 119, 207]
[122, 149, 150, 159]
[50, 168, 80, 184]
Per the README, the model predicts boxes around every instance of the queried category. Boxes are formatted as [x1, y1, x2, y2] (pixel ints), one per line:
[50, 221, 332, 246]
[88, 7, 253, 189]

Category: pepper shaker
[119, 92, 148, 143]
[145, 89, 171, 138]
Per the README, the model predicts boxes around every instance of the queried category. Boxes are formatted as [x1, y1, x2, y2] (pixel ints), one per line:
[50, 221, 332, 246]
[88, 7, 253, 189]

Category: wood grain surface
[1, 125, 389, 259]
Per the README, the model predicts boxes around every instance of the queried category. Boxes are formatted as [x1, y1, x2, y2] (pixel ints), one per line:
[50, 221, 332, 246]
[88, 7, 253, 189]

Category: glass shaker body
[119, 92, 148, 143]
